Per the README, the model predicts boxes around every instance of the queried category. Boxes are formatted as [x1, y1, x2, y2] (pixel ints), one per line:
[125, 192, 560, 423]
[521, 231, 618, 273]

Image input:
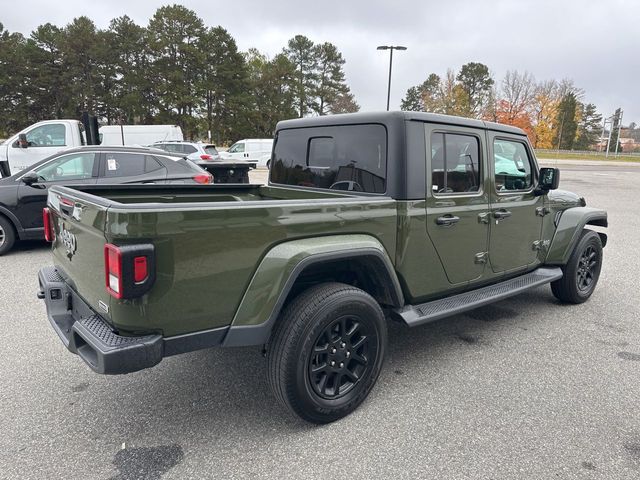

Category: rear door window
[271, 124, 387, 193]
[430, 132, 481, 194]
[103, 153, 147, 178]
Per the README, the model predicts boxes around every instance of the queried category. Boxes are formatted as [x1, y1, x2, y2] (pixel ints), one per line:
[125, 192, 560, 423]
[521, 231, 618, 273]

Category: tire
[267, 282, 387, 424]
[0, 215, 16, 256]
[551, 229, 603, 304]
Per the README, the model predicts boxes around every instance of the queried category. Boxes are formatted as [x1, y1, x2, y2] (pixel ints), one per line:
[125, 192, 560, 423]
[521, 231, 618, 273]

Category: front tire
[0, 216, 16, 256]
[267, 282, 387, 424]
[551, 229, 603, 304]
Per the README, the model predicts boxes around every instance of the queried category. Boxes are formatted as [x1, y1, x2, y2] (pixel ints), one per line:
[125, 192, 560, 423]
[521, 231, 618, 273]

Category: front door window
[33, 153, 96, 182]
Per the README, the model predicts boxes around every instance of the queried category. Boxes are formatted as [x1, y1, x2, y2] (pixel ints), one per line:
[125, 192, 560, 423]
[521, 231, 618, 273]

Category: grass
[535, 151, 640, 163]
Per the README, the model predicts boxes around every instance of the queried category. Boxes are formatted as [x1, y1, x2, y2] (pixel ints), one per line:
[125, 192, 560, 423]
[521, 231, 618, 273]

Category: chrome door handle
[436, 215, 460, 226]
[493, 210, 512, 219]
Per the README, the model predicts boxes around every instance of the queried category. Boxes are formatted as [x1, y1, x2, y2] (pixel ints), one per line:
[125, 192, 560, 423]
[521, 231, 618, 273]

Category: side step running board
[395, 267, 563, 327]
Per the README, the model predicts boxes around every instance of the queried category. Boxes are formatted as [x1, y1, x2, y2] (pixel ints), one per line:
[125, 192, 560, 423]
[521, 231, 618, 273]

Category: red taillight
[43, 208, 54, 242]
[200, 154, 212, 160]
[134, 256, 148, 283]
[193, 174, 212, 184]
[105, 244, 123, 299]
[104, 243, 155, 299]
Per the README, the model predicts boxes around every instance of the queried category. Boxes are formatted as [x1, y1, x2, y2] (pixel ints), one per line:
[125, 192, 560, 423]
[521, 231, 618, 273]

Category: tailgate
[47, 187, 112, 319]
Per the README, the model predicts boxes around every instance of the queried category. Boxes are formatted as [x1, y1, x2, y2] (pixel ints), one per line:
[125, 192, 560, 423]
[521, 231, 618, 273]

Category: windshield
[204, 145, 218, 155]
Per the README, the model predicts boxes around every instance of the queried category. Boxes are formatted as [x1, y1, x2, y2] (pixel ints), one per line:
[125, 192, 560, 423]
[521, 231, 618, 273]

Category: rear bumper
[38, 266, 228, 375]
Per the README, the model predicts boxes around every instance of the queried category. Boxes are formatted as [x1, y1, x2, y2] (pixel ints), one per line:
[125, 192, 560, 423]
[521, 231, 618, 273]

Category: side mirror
[21, 172, 39, 186]
[18, 133, 29, 149]
[535, 167, 559, 195]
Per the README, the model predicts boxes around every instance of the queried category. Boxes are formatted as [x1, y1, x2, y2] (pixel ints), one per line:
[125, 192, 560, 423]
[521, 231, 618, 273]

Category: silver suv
[152, 141, 222, 161]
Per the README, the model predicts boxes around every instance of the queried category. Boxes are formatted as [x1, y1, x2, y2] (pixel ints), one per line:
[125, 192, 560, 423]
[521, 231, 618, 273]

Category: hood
[547, 189, 585, 209]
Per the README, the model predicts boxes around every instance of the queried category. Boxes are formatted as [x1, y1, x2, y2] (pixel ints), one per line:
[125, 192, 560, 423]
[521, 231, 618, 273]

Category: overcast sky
[3, 0, 639, 124]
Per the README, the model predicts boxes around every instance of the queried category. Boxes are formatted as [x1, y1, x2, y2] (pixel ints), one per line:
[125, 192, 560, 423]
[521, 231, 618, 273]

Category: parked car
[219, 138, 273, 167]
[0, 145, 211, 255]
[152, 141, 222, 162]
[38, 112, 607, 424]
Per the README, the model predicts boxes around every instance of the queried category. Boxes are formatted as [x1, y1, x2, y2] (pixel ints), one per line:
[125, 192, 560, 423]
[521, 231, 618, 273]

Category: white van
[99, 125, 183, 146]
[220, 139, 273, 167]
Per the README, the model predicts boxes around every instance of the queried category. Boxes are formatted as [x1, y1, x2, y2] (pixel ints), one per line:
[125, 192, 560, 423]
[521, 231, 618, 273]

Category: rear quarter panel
[105, 197, 398, 336]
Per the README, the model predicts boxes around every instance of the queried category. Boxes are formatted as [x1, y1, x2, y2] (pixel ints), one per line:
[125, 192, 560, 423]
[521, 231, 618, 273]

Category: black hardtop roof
[276, 111, 526, 136]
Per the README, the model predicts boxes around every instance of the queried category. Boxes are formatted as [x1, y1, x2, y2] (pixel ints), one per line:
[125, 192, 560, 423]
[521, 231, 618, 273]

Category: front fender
[545, 207, 607, 265]
[222, 234, 401, 347]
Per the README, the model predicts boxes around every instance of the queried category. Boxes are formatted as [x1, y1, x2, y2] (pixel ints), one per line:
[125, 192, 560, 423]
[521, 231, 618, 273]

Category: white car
[152, 141, 222, 162]
[220, 139, 273, 167]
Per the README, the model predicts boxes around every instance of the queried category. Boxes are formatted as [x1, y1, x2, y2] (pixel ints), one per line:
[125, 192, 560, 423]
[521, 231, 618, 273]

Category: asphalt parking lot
[1, 164, 639, 479]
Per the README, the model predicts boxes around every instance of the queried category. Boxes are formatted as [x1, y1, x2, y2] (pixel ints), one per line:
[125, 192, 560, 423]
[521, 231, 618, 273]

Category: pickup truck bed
[43, 183, 398, 339]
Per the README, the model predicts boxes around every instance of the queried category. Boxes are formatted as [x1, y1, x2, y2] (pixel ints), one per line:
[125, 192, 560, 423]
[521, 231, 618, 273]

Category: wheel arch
[222, 235, 403, 347]
[545, 207, 607, 265]
[0, 206, 22, 238]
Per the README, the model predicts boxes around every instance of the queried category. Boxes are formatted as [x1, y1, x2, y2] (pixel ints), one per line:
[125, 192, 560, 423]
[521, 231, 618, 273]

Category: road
[1, 165, 639, 479]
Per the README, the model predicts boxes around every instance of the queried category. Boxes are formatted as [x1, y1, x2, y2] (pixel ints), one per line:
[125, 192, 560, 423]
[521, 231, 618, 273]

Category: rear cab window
[271, 124, 387, 194]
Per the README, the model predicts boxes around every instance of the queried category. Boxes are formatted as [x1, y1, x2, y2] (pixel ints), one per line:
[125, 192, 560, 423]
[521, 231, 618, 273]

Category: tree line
[401, 63, 626, 152]
[0, 5, 358, 143]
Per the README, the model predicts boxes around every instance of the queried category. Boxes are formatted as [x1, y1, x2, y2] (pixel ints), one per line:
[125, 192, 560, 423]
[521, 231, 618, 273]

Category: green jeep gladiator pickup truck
[38, 112, 607, 423]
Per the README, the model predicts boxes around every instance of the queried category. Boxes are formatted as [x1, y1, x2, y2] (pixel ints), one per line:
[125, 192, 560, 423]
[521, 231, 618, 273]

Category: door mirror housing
[535, 167, 560, 195]
[18, 133, 29, 148]
[21, 172, 39, 186]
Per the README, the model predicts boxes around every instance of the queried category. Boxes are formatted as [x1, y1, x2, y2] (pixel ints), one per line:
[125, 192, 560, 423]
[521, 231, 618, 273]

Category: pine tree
[284, 35, 317, 117]
[554, 93, 578, 150]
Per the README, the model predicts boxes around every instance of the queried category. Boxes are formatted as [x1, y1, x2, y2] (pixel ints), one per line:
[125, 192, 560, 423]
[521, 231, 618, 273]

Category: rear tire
[551, 229, 603, 304]
[267, 282, 387, 424]
[0, 216, 16, 256]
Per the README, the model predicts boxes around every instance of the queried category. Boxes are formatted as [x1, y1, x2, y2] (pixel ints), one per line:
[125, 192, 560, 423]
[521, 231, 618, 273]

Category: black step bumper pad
[38, 266, 162, 374]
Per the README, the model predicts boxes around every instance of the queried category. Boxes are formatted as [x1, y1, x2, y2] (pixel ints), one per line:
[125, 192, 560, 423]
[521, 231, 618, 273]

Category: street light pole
[377, 45, 407, 111]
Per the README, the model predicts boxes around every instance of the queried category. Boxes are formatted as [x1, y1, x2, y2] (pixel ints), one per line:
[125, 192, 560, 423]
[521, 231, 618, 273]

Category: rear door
[16, 151, 98, 230]
[97, 152, 167, 184]
[425, 124, 490, 285]
[487, 133, 543, 272]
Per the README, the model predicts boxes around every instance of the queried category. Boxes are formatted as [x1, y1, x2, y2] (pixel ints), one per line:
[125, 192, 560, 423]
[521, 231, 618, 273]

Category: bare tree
[500, 70, 536, 122]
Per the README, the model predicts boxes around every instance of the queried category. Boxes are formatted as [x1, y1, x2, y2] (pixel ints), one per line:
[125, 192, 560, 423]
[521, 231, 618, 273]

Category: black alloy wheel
[576, 245, 598, 292]
[308, 315, 374, 399]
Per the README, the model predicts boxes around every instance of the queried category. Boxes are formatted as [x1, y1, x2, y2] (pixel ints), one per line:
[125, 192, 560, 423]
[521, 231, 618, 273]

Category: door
[487, 134, 543, 272]
[425, 126, 490, 285]
[226, 141, 246, 160]
[7, 122, 69, 174]
[16, 151, 98, 230]
[97, 152, 167, 184]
